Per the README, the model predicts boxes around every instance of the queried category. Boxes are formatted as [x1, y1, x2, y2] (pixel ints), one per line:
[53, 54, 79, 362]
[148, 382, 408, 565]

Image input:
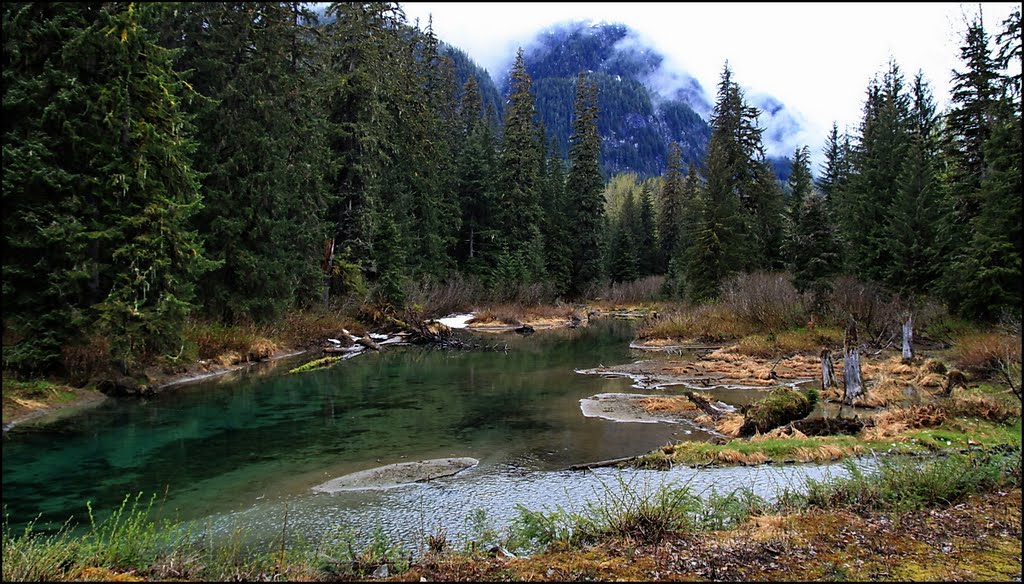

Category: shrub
[721, 272, 808, 332]
[951, 332, 1022, 376]
[636, 304, 750, 342]
[597, 275, 665, 305]
[739, 387, 814, 436]
[824, 276, 904, 342]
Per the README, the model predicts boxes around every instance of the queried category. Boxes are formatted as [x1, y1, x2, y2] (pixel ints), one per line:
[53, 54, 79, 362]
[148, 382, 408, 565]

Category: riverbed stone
[312, 457, 479, 493]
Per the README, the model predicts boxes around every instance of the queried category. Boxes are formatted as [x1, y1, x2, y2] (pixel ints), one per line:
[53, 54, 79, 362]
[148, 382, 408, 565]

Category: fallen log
[683, 391, 724, 420]
[567, 455, 639, 471]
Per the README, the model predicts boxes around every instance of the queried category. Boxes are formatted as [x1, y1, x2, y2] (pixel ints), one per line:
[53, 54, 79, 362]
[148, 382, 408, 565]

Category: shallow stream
[1, 319, 872, 551]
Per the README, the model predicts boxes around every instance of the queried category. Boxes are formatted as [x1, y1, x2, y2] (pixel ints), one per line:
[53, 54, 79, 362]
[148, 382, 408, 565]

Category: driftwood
[821, 348, 837, 389]
[902, 314, 914, 362]
[684, 391, 724, 420]
[567, 455, 639, 471]
[843, 319, 865, 405]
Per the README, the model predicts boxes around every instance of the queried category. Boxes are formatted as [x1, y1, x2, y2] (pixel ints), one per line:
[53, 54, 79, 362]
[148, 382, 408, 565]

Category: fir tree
[657, 142, 685, 275]
[3, 2, 210, 372]
[884, 72, 944, 296]
[496, 49, 546, 285]
[565, 72, 606, 297]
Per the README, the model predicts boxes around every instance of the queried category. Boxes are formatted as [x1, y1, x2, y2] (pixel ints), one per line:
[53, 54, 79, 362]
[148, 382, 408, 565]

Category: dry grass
[792, 444, 858, 462]
[715, 413, 747, 437]
[752, 425, 809, 441]
[944, 393, 1021, 423]
[637, 396, 697, 414]
[733, 327, 842, 358]
[469, 302, 580, 327]
[636, 304, 751, 342]
[952, 332, 1022, 375]
[852, 376, 911, 408]
[861, 405, 947, 440]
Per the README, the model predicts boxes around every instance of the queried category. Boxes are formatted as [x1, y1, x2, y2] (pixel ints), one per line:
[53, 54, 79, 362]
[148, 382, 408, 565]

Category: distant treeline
[2, 2, 1020, 376]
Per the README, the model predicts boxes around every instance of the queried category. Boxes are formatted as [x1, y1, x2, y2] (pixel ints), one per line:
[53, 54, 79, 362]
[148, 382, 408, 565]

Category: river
[1, 318, 869, 552]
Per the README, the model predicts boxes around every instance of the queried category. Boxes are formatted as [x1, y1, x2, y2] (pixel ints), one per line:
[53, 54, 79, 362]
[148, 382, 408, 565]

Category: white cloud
[403, 2, 1020, 169]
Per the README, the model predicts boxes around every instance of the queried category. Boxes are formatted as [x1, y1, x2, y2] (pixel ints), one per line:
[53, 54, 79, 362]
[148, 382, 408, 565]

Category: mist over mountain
[442, 19, 795, 181]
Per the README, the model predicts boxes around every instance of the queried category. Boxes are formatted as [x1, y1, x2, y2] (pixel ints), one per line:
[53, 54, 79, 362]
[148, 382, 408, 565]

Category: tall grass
[779, 445, 1022, 514]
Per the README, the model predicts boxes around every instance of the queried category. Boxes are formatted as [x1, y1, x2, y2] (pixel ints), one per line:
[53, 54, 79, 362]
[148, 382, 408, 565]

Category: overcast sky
[401, 2, 1020, 168]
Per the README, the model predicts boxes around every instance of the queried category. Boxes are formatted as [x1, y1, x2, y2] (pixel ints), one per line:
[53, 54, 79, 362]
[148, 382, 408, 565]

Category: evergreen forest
[3, 1, 1021, 380]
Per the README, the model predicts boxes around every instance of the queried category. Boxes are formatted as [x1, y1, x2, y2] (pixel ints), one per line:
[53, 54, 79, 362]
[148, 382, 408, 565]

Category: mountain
[509, 21, 711, 178]
[439, 19, 795, 182]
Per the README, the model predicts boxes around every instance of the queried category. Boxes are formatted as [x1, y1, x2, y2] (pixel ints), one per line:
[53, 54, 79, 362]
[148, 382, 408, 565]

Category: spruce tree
[634, 181, 658, 277]
[3, 2, 209, 372]
[657, 142, 686, 275]
[153, 2, 331, 322]
[565, 72, 606, 297]
[945, 10, 1022, 320]
[608, 190, 640, 283]
[790, 190, 841, 311]
[884, 72, 944, 296]
[496, 49, 546, 285]
[845, 61, 911, 283]
[685, 63, 755, 301]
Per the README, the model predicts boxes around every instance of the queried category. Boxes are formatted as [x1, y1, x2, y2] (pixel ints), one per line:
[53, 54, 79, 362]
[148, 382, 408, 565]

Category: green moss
[288, 356, 342, 374]
[739, 387, 813, 436]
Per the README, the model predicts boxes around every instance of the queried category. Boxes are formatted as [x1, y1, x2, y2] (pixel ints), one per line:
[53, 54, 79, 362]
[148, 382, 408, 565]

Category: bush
[597, 275, 665, 305]
[739, 387, 814, 436]
[825, 276, 904, 341]
[721, 272, 808, 332]
[636, 304, 750, 342]
[951, 332, 1022, 376]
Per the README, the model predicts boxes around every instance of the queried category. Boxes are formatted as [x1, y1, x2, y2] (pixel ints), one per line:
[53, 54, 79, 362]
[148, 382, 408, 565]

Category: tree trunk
[843, 319, 865, 405]
[902, 314, 914, 362]
[821, 348, 836, 389]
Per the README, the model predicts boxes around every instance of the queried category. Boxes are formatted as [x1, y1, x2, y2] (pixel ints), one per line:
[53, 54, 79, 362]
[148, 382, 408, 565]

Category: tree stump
[820, 348, 836, 389]
[902, 314, 914, 362]
[843, 319, 865, 405]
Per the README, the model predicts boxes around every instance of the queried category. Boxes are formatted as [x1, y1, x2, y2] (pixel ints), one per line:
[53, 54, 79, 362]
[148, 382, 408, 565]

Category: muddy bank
[312, 457, 479, 493]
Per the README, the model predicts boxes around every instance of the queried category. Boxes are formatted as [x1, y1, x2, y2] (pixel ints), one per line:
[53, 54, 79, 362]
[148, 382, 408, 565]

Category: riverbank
[3, 446, 1019, 582]
[1, 380, 107, 432]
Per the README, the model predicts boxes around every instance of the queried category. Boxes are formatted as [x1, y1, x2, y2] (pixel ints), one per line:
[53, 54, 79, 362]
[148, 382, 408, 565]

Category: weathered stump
[843, 319, 865, 405]
[820, 348, 837, 389]
[902, 314, 914, 362]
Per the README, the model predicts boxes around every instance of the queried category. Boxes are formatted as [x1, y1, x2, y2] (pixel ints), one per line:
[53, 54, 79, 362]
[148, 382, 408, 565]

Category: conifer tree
[3, 2, 209, 372]
[496, 49, 546, 285]
[845, 61, 911, 283]
[657, 143, 686, 275]
[321, 2, 405, 304]
[634, 181, 658, 277]
[944, 10, 1022, 319]
[154, 2, 330, 321]
[685, 63, 756, 301]
[541, 141, 572, 294]
[608, 190, 641, 283]
[790, 190, 841, 311]
[884, 72, 944, 296]
[565, 72, 606, 297]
